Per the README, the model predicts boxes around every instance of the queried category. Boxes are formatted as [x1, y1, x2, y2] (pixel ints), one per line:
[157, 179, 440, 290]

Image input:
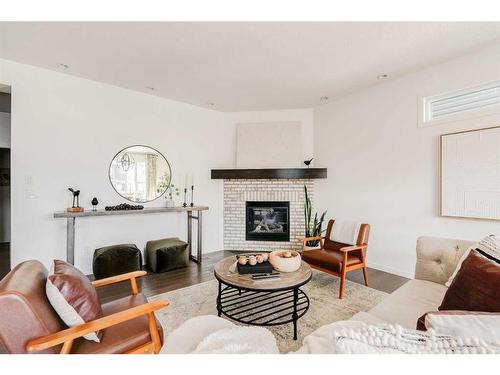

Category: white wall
[224, 108, 314, 167]
[0, 59, 235, 274]
[314, 43, 500, 278]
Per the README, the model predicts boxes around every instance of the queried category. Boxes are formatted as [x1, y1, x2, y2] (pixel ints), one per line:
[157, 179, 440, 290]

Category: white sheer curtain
[146, 154, 158, 200]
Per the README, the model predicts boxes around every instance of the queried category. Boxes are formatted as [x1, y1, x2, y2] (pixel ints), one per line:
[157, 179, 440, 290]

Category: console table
[53, 206, 209, 265]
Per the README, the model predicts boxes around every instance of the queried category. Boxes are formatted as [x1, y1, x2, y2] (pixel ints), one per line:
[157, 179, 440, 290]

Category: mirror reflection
[109, 145, 171, 203]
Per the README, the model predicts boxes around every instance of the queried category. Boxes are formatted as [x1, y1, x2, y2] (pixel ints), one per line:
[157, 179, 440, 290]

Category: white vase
[165, 199, 175, 208]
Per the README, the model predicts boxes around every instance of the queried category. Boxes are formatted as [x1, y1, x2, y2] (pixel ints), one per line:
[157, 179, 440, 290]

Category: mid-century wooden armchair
[300, 219, 370, 299]
[0, 260, 168, 354]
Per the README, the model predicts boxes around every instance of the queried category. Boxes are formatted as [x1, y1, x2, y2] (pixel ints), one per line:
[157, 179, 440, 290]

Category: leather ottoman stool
[93, 244, 142, 280]
[146, 237, 189, 273]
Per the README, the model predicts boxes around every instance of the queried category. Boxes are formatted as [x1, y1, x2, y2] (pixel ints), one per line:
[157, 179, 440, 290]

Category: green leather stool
[92, 244, 142, 280]
[146, 237, 189, 273]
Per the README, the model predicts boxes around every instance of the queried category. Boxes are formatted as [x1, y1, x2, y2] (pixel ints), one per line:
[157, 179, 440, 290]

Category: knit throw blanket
[477, 235, 500, 261]
[331, 324, 500, 354]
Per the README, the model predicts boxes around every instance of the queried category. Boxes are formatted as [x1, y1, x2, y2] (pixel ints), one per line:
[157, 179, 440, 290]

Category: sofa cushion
[366, 279, 447, 329]
[439, 250, 500, 313]
[415, 236, 475, 285]
[349, 311, 388, 325]
[46, 260, 103, 342]
[72, 294, 163, 354]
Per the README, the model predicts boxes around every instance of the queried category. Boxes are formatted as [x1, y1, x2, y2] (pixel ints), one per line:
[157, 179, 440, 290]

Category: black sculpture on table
[68, 188, 81, 208]
[91, 197, 99, 211]
[303, 158, 314, 168]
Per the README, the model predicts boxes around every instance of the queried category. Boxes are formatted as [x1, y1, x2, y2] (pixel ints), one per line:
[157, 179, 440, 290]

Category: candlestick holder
[190, 185, 194, 207]
[183, 188, 187, 207]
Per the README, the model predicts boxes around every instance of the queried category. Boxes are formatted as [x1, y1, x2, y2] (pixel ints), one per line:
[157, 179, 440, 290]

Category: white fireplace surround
[223, 179, 314, 252]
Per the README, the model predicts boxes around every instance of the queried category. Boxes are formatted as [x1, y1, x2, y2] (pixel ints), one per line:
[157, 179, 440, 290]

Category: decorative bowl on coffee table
[269, 250, 302, 272]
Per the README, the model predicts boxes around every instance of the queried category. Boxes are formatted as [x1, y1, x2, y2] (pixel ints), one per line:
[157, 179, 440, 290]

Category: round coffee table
[214, 256, 312, 340]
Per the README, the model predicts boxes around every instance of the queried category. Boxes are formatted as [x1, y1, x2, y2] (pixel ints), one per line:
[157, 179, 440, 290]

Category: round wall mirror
[109, 145, 171, 203]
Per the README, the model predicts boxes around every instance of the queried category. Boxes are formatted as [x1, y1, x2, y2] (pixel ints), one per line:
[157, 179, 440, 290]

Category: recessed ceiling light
[145, 86, 155, 91]
[377, 74, 389, 79]
[56, 62, 69, 69]
[320, 96, 329, 102]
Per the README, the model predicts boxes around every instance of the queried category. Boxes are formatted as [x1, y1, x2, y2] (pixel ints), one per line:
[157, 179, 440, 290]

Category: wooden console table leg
[187, 210, 193, 261]
[187, 210, 203, 264]
[197, 210, 203, 263]
[67, 217, 75, 265]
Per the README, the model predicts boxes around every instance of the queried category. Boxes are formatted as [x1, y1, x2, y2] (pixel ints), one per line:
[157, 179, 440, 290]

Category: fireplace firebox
[245, 201, 290, 242]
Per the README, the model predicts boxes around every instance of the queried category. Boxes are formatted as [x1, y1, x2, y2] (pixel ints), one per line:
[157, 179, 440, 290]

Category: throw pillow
[445, 235, 500, 287]
[439, 250, 500, 313]
[425, 311, 500, 344]
[46, 259, 103, 342]
[416, 311, 500, 344]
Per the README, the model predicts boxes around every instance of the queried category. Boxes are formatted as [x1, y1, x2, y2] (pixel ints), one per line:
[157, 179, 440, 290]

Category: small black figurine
[91, 197, 99, 211]
[68, 188, 81, 208]
[303, 158, 314, 168]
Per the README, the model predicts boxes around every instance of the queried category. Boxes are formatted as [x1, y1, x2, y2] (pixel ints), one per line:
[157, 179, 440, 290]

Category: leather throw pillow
[439, 250, 500, 313]
[46, 259, 103, 342]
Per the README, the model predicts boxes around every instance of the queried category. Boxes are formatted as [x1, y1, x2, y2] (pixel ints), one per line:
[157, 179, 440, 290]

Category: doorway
[0, 87, 11, 278]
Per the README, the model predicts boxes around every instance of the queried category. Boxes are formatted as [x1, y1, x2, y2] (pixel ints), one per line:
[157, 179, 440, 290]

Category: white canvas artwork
[441, 126, 500, 220]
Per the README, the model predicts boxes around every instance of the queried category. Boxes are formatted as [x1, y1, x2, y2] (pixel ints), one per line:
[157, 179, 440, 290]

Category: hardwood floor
[0, 246, 409, 303]
[94, 250, 409, 303]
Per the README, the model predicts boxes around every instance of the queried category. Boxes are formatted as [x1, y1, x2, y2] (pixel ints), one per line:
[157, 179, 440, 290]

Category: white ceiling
[1, 22, 500, 111]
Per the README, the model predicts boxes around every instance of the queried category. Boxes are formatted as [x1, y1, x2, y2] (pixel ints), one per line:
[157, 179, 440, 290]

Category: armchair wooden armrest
[92, 270, 147, 295]
[26, 299, 169, 353]
[300, 236, 325, 251]
[338, 243, 368, 252]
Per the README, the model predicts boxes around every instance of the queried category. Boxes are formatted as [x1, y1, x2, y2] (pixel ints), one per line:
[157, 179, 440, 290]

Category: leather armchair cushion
[72, 294, 164, 354]
[0, 261, 66, 354]
[302, 249, 362, 273]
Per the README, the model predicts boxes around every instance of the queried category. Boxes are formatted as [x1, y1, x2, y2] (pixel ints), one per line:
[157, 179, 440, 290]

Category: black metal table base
[216, 281, 310, 340]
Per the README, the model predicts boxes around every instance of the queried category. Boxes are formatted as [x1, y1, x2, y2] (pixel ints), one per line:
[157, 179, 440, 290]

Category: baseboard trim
[368, 261, 414, 279]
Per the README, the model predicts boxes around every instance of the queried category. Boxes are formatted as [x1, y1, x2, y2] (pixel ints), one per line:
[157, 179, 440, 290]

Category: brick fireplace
[223, 179, 314, 251]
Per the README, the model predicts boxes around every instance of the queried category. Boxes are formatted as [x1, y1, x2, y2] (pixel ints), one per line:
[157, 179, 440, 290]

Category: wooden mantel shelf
[211, 168, 327, 180]
[54, 206, 209, 218]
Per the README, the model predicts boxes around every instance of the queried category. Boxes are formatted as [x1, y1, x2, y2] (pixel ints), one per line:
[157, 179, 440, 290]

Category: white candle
[184, 173, 188, 189]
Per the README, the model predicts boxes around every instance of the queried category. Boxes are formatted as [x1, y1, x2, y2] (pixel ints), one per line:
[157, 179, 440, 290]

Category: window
[423, 81, 500, 122]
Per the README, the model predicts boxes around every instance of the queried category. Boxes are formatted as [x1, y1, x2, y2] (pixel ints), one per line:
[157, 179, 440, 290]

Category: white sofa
[162, 236, 475, 354]
[349, 236, 474, 328]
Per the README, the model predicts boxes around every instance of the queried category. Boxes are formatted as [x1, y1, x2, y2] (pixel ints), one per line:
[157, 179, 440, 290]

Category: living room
[0, 0, 499, 372]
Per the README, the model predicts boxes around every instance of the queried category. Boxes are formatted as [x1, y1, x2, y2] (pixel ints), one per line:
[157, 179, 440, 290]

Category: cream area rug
[150, 270, 387, 353]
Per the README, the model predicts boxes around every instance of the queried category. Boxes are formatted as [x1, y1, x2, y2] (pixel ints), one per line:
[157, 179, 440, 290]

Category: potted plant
[157, 173, 179, 207]
[304, 185, 327, 249]
[164, 183, 179, 207]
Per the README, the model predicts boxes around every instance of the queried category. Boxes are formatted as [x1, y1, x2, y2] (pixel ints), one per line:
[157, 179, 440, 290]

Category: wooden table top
[214, 255, 312, 291]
